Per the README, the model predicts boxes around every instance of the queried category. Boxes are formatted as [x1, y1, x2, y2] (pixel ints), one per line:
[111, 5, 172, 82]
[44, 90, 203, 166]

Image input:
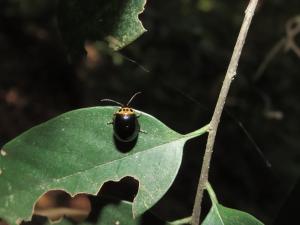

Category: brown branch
[191, 1, 259, 224]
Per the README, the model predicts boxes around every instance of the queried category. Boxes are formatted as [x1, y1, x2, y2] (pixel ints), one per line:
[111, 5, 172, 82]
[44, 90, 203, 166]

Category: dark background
[0, 0, 299, 224]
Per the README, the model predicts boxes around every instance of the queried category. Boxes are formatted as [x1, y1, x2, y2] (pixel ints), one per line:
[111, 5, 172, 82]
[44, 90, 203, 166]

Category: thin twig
[191, 1, 259, 225]
[253, 38, 285, 81]
[254, 15, 300, 81]
[34, 207, 90, 217]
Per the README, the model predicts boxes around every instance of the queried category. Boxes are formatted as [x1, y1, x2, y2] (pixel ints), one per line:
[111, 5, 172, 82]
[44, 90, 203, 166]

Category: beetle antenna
[126, 92, 142, 106]
[100, 99, 124, 106]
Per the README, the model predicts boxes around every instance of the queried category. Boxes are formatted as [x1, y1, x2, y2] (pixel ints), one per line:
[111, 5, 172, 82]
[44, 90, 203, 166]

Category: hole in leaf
[34, 190, 91, 223]
[30, 177, 138, 224]
[99, 176, 139, 203]
[87, 176, 139, 223]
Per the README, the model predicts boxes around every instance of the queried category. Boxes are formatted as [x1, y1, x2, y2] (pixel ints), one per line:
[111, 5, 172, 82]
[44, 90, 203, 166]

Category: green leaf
[7, 0, 146, 59]
[42, 199, 185, 225]
[42, 200, 165, 225]
[57, 0, 147, 59]
[202, 203, 264, 225]
[0, 107, 208, 225]
[92, 200, 143, 225]
[202, 183, 264, 225]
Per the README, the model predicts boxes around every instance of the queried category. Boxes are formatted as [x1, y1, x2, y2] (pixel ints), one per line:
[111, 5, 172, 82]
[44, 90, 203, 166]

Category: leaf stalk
[169, 216, 192, 225]
[205, 182, 218, 204]
[184, 124, 210, 139]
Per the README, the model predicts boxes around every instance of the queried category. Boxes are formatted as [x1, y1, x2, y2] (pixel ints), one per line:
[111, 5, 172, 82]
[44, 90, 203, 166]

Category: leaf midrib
[214, 204, 225, 225]
[1, 133, 189, 202]
[54, 135, 184, 182]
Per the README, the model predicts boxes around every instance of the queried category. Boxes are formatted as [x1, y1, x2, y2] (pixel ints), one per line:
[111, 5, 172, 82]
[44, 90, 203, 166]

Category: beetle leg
[107, 113, 116, 125]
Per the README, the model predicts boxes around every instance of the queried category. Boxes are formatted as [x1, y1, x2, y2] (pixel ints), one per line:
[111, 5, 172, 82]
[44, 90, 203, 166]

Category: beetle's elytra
[113, 107, 140, 142]
[101, 92, 142, 142]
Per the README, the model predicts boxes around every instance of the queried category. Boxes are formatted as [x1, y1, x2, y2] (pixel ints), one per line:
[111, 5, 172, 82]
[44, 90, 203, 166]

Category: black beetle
[101, 92, 144, 142]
